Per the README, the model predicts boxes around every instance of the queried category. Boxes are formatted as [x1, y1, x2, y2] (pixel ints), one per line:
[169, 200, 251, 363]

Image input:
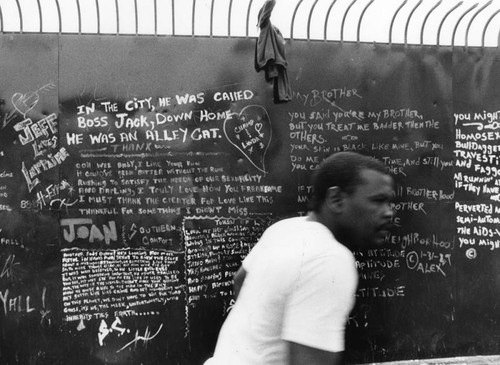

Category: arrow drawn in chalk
[11, 82, 56, 118]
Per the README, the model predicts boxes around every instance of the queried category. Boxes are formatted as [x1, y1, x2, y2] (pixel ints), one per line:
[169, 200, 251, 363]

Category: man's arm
[233, 266, 247, 299]
[288, 342, 343, 365]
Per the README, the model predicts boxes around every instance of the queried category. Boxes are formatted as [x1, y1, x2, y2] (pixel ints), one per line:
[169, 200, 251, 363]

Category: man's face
[341, 169, 395, 246]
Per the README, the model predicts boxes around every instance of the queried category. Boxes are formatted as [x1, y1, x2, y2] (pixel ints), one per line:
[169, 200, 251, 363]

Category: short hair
[309, 151, 389, 212]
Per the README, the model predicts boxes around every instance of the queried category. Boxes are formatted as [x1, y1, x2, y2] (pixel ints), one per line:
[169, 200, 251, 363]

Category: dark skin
[315, 169, 394, 249]
[289, 342, 344, 365]
[233, 168, 394, 365]
[232, 265, 246, 300]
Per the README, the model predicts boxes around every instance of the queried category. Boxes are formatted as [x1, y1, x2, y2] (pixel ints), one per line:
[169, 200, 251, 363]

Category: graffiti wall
[0, 34, 499, 364]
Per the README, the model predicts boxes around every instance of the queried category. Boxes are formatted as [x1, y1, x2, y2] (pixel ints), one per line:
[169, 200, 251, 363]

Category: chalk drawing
[223, 105, 272, 174]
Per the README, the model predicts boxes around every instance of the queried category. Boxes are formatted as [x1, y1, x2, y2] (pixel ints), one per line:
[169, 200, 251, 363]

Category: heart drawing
[12, 91, 40, 117]
[11, 82, 55, 118]
[223, 105, 272, 174]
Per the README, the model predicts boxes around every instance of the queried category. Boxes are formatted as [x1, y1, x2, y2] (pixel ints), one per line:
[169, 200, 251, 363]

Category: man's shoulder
[268, 216, 334, 238]
[268, 216, 308, 230]
[269, 217, 354, 260]
[253, 217, 310, 253]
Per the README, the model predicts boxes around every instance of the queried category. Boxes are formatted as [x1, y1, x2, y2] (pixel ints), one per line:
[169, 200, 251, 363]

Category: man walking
[208, 151, 395, 365]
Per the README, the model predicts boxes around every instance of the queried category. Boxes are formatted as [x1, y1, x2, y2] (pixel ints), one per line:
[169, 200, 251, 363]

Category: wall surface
[0, 34, 499, 364]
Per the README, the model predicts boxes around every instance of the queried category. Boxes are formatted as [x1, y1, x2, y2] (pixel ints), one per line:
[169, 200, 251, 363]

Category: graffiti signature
[116, 324, 163, 353]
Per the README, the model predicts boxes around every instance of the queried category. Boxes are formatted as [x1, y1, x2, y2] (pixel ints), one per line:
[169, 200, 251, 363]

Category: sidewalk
[360, 356, 500, 365]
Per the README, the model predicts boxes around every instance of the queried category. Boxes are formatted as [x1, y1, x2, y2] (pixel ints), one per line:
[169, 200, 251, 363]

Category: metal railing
[1, 0, 499, 47]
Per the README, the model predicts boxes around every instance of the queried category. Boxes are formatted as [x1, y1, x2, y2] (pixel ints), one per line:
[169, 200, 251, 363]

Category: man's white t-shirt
[210, 216, 358, 365]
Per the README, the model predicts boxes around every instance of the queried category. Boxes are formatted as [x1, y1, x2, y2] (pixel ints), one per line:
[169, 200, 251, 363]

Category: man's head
[310, 151, 394, 247]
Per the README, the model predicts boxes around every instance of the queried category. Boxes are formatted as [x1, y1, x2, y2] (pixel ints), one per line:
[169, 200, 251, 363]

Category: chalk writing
[98, 317, 130, 345]
[0, 234, 23, 247]
[454, 111, 500, 201]
[66, 89, 257, 153]
[61, 249, 183, 321]
[454, 111, 500, 260]
[292, 88, 362, 108]
[14, 114, 58, 146]
[406, 251, 451, 276]
[389, 233, 454, 251]
[21, 147, 70, 192]
[0, 287, 48, 317]
[61, 219, 118, 245]
[183, 217, 266, 307]
[223, 105, 272, 173]
[356, 286, 406, 298]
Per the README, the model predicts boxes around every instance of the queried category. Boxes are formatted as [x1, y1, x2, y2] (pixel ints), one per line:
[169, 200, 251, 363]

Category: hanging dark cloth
[255, 0, 292, 103]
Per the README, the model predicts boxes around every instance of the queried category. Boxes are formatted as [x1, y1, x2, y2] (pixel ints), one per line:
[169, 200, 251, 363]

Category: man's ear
[325, 186, 345, 213]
